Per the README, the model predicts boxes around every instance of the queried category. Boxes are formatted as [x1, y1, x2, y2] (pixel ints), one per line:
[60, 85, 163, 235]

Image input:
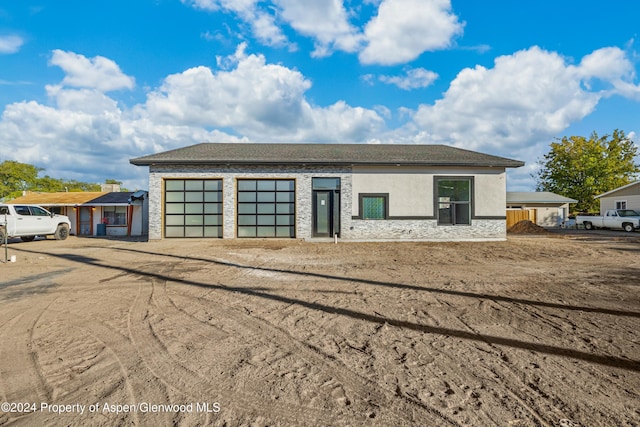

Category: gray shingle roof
[130, 143, 524, 168]
[89, 192, 136, 205]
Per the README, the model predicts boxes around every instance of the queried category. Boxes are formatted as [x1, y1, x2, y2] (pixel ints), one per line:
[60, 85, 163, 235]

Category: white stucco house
[595, 181, 640, 213]
[7, 188, 149, 237]
[130, 143, 524, 241]
[506, 192, 578, 227]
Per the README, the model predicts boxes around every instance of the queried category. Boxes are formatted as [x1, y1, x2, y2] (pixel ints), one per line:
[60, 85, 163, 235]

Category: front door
[313, 190, 340, 237]
[79, 207, 92, 235]
[312, 177, 341, 238]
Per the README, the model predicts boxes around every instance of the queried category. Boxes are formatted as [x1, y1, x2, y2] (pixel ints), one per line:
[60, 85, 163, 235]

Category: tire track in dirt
[479, 298, 640, 424]
[0, 297, 56, 425]
[451, 298, 577, 427]
[157, 267, 458, 426]
[385, 300, 529, 426]
[127, 270, 351, 427]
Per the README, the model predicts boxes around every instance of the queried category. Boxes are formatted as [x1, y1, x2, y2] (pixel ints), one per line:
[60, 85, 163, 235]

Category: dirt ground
[0, 232, 638, 426]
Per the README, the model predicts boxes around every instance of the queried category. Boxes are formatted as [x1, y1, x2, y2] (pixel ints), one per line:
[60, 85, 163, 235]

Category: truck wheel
[584, 222, 593, 230]
[54, 224, 69, 240]
[0, 227, 5, 244]
[21, 236, 36, 242]
[623, 223, 634, 233]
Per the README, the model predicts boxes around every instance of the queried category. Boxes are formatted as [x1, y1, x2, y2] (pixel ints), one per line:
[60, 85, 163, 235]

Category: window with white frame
[616, 200, 627, 210]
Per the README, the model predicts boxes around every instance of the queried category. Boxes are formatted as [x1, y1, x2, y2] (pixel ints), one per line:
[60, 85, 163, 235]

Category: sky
[1, 0, 639, 192]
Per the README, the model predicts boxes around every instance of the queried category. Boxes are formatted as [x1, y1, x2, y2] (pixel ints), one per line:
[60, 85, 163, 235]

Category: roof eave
[131, 159, 524, 168]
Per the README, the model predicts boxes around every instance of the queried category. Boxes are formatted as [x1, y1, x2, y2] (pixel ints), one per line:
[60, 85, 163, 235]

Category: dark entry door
[313, 190, 340, 237]
[79, 207, 92, 235]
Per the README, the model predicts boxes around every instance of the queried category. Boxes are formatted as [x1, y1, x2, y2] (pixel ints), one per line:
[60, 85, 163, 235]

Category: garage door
[164, 179, 223, 238]
[237, 179, 295, 238]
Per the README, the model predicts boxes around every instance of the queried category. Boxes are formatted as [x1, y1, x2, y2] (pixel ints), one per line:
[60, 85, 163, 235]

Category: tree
[535, 130, 640, 213]
[0, 161, 43, 200]
[0, 160, 111, 200]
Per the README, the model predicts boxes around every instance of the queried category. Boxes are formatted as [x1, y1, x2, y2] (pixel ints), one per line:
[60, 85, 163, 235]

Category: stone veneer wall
[148, 164, 351, 240]
[148, 164, 506, 241]
[344, 218, 505, 241]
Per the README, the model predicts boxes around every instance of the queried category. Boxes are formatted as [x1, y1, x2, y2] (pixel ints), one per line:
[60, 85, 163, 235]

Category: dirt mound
[508, 220, 549, 234]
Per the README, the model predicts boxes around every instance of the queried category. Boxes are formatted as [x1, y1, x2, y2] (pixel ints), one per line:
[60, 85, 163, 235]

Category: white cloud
[1, 43, 637, 192]
[144, 45, 383, 141]
[0, 47, 385, 189]
[409, 47, 604, 153]
[144, 45, 312, 131]
[359, 0, 464, 65]
[578, 47, 634, 81]
[287, 100, 384, 142]
[185, 0, 256, 12]
[388, 45, 640, 190]
[49, 50, 135, 92]
[275, 0, 364, 57]
[0, 96, 246, 190]
[578, 47, 640, 99]
[183, 0, 463, 64]
[0, 35, 24, 54]
[378, 68, 439, 90]
[45, 85, 120, 115]
[183, 0, 289, 48]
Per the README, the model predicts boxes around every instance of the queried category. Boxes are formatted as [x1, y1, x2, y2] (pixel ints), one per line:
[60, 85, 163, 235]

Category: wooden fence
[506, 209, 537, 229]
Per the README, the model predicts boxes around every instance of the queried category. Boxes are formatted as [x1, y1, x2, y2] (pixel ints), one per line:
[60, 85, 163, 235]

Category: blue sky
[1, 0, 639, 191]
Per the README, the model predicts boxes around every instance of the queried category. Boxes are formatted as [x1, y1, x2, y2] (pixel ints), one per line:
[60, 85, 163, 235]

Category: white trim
[595, 181, 640, 198]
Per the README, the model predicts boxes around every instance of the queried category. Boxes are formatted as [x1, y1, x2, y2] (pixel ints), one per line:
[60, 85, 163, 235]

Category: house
[7, 186, 148, 237]
[130, 143, 524, 241]
[506, 192, 578, 227]
[595, 181, 640, 213]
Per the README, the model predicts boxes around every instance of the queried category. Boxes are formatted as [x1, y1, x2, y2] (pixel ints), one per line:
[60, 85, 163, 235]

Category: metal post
[3, 214, 7, 263]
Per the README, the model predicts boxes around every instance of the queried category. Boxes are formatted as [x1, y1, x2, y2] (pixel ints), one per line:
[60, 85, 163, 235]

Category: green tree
[0, 160, 107, 200]
[32, 176, 101, 192]
[0, 160, 43, 200]
[34, 175, 67, 192]
[62, 179, 101, 192]
[535, 129, 640, 213]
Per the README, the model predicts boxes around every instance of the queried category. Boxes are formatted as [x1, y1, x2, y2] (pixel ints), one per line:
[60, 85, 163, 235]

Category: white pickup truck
[576, 209, 640, 232]
[0, 204, 71, 243]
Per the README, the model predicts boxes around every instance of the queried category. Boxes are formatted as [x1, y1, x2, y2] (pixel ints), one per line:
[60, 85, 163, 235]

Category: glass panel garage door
[165, 179, 223, 238]
[237, 179, 295, 238]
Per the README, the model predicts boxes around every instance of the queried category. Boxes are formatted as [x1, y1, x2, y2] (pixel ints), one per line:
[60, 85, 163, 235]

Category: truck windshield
[618, 210, 640, 217]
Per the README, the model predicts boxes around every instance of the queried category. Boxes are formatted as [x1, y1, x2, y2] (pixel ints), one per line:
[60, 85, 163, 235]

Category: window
[616, 200, 627, 210]
[103, 206, 127, 225]
[359, 194, 388, 219]
[237, 179, 295, 238]
[14, 206, 31, 216]
[312, 177, 341, 190]
[164, 179, 223, 238]
[0, 206, 9, 215]
[436, 178, 472, 225]
[31, 207, 50, 216]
